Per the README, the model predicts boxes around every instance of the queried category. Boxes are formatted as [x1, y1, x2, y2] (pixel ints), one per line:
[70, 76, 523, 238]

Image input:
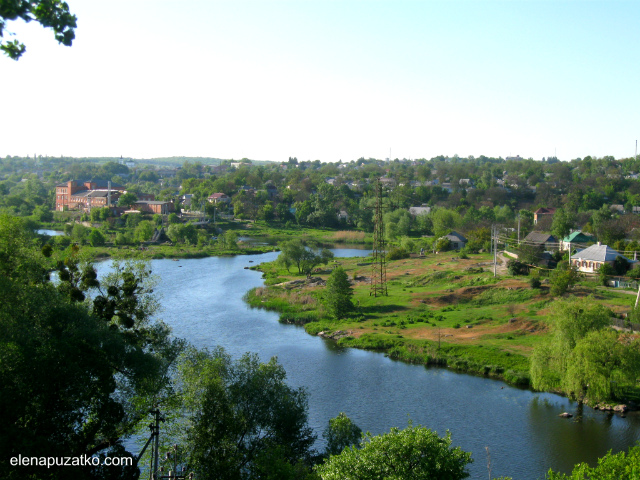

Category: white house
[570, 243, 633, 273]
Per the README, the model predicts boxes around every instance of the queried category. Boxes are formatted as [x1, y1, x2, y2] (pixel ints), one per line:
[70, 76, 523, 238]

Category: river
[100, 251, 640, 480]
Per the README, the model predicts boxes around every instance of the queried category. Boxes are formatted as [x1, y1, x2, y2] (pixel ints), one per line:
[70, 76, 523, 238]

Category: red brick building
[131, 201, 175, 215]
[55, 180, 126, 212]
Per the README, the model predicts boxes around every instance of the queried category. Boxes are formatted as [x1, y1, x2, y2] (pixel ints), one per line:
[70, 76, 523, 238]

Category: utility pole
[149, 408, 164, 480]
[493, 225, 497, 277]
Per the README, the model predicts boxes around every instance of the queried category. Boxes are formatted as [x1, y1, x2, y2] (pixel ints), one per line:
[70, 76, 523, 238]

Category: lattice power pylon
[370, 178, 388, 297]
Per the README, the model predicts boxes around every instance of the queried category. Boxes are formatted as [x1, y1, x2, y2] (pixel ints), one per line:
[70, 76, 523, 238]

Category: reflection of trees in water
[527, 396, 640, 473]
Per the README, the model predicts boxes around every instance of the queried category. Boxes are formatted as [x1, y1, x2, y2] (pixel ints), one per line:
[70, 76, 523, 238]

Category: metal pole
[493, 227, 498, 277]
[153, 409, 160, 480]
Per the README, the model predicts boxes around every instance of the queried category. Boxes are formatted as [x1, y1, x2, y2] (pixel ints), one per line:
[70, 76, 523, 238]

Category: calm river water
[101, 251, 640, 480]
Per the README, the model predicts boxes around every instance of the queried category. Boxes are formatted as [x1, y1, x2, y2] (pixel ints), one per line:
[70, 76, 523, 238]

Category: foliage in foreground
[0, 215, 185, 479]
[176, 347, 318, 479]
[546, 443, 640, 480]
[316, 424, 472, 480]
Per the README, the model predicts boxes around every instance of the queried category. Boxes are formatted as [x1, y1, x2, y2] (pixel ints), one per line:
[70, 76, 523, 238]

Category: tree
[323, 413, 362, 457]
[549, 262, 580, 296]
[429, 208, 461, 238]
[515, 243, 544, 266]
[599, 262, 614, 286]
[562, 330, 640, 401]
[134, 219, 155, 242]
[118, 192, 138, 208]
[71, 222, 90, 244]
[551, 208, 573, 240]
[434, 237, 451, 253]
[1, 0, 77, 59]
[88, 228, 105, 247]
[167, 222, 197, 245]
[178, 348, 317, 480]
[32, 204, 53, 222]
[277, 239, 334, 275]
[220, 229, 238, 249]
[0, 216, 184, 479]
[316, 423, 472, 480]
[324, 266, 354, 320]
[613, 255, 630, 275]
[507, 259, 528, 276]
[530, 296, 616, 401]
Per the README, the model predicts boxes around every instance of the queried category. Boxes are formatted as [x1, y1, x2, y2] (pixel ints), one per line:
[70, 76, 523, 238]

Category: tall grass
[330, 231, 369, 244]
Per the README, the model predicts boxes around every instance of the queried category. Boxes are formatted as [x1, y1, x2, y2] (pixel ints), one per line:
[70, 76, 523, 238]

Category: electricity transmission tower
[370, 178, 388, 297]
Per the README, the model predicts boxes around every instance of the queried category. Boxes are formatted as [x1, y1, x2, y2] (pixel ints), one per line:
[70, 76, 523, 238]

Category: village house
[523, 232, 558, 251]
[560, 231, 595, 251]
[570, 243, 633, 273]
[208, 193, 231, 204]
[533, 207, 556, 224]
[443, 231, 467, 250]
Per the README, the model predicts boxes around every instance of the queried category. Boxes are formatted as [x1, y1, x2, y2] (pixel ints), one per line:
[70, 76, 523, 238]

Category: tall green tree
[551, 208, 573, 240]
[323, 413, 362, 457]
[118, 192, 138, 208]
[324, 266, 354, 320]
[177, 347, 317, 480]
[528, 296, 637, 402]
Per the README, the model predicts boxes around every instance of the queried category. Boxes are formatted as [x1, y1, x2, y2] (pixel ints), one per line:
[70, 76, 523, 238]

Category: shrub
[387, 247, 409, 261]
[598, 263, 614, 286]
[529, 277, 541, 289]
[507, 259, 528, 276]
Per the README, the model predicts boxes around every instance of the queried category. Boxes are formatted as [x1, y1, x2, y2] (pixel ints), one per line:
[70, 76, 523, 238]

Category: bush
[387, 247, 409, 261]
[529, 277, 541, 289]
[628, 265, 640, 279]
[598, 263, 614, 286]
[507, 259, 528, 276]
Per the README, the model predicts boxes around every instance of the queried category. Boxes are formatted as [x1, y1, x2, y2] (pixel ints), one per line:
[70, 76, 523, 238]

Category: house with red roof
[533, 207, 556, 225]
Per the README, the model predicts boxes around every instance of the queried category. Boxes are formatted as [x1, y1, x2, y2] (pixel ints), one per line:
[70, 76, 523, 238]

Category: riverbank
[79, 243, 277, 260]
[245, 251, 639, 393]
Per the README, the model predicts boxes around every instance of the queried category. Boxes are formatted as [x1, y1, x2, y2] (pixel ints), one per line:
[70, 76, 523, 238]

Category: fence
[610, 317, 640, 332]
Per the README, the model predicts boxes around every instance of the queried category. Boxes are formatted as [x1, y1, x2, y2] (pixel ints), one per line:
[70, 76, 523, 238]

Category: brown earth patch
[407, 318, 548, 343]
[413, 285, 491, 307]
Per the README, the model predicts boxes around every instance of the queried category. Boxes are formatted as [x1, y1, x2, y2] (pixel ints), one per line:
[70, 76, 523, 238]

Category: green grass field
[246, 251, 639, 388]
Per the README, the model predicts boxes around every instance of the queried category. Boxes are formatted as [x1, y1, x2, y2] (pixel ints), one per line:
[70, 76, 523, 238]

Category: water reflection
[526, 396, 640, 475]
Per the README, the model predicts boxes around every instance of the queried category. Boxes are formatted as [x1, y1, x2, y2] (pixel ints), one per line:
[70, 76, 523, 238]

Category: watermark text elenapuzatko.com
[10, 454, 133, 468]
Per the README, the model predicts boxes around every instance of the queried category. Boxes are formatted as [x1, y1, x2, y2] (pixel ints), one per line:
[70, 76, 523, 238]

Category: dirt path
[472, 252, 509, 275]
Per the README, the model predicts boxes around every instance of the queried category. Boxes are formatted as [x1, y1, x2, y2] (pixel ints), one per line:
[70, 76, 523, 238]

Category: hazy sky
[2, 0, 639, 162]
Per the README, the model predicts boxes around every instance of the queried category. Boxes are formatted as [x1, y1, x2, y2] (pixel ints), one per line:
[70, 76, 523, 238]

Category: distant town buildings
[55, 180, 126, 212]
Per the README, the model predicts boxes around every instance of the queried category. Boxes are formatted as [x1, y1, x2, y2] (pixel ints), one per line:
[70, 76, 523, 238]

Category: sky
[2, 0, 639, 163]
